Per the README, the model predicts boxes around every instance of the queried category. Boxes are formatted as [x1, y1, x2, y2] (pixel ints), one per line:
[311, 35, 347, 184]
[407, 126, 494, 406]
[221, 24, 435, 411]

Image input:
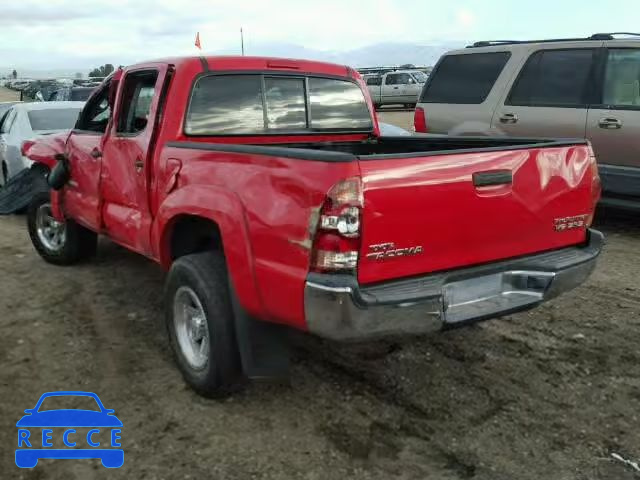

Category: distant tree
[12, 69, 17, 79]
[75, 72, 83, 79]
[88, 64, 115, 78]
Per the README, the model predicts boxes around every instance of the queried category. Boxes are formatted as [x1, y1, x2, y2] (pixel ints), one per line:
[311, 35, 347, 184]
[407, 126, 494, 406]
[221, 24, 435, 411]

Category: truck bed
[170, 135, 596, 285]
[170, 135, 587, 161]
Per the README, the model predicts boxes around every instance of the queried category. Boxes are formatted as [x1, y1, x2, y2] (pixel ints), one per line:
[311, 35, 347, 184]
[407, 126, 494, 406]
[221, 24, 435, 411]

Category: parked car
[48, 86, 95, 102]
[415, 32, 640, 209]
[0, 102, 83, 185]
[0, 101, 20, 119]
[364, 70, 427, 108]
[26, 56, 602, 397]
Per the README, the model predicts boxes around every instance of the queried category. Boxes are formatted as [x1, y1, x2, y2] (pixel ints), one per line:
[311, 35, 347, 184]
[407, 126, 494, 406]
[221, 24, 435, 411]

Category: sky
[1, 0, 640, 73]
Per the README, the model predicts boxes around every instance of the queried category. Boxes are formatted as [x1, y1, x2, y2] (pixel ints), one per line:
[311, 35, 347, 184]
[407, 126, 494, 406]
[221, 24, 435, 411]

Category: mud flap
[229, 283, 290, 382]
[0, 168, 49, 215]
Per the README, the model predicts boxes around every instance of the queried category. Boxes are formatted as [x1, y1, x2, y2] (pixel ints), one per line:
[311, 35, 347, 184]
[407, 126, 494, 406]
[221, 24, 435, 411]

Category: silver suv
[414, 33, 640, 208]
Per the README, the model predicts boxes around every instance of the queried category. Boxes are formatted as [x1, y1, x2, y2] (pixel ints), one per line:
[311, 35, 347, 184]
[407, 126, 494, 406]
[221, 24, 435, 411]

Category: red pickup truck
[25, 56, 603, 396]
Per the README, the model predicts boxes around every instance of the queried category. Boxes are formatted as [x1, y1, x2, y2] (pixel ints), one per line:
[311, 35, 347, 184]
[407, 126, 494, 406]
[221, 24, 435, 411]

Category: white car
[0, 102, 84, 185]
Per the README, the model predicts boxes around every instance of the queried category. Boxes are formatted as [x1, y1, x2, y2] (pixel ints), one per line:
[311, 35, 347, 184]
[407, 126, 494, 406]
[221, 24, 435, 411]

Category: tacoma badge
[554, 214, 589, 232]
[366, 242, 424, 261]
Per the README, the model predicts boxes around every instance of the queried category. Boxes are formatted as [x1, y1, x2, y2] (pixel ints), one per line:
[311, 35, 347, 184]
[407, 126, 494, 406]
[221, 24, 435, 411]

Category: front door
[62, 86, 111, 230]
[586, 46, 640, 196]
[383, 73, 414, 105]
[99, 67, 166, 255]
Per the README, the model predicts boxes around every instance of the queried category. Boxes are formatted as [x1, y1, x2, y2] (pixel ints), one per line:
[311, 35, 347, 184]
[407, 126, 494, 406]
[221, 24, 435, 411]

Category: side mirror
[49, 155, 70, 190]
[133, 117, 148, 131]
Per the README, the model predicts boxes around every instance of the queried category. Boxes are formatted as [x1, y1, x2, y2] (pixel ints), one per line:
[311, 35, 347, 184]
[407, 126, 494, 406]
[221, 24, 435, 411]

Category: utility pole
[240, 27, 245, 56]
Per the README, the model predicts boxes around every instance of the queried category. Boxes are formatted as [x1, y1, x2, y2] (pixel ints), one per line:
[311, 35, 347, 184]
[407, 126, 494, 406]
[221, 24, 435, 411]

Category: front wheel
[165, 251, 244, 397]
[27, 192, 97, 265]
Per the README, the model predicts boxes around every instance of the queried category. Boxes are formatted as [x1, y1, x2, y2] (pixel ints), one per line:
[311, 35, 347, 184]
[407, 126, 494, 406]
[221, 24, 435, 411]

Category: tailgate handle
[473, 170, 513, 187]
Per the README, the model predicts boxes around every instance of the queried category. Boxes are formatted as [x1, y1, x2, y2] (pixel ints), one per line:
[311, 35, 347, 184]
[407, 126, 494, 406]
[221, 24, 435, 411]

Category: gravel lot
[1, 106, 639, 479]
[0, 87, 20, 102]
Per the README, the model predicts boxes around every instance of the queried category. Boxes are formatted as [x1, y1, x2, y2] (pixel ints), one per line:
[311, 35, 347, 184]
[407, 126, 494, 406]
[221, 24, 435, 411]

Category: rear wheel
[27, 192, 97, 265]
[165, 251, 244, 397]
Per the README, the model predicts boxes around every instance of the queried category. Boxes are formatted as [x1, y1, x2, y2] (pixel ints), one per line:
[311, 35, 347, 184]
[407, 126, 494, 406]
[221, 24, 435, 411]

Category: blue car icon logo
[16, 391, 123, 468]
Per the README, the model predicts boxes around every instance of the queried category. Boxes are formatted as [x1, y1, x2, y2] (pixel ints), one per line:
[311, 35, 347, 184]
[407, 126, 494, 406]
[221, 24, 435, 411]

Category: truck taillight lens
[311, 178, 363, 272]
[414, 107, 427, 133]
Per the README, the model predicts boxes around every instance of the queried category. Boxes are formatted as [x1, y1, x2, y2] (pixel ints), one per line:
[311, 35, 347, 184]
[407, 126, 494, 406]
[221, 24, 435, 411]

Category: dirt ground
[0, 87, 20, 102]
[1, 110, 640, 480]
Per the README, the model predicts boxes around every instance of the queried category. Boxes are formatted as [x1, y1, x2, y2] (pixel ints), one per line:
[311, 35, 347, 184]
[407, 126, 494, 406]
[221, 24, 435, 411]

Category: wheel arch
[154, 186, 264, 317]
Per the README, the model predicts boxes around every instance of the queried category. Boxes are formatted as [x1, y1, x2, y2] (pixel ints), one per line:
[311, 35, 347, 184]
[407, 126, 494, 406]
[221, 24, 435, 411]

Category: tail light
[21, 140, 36, 157]
[586, 143, 600, 227]
[310, 178, 363, 273]
[413, 107, 427, 133]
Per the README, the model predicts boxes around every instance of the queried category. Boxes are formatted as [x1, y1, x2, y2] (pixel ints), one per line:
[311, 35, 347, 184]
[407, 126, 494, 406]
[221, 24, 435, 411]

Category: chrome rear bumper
[304, 230, 603, 341]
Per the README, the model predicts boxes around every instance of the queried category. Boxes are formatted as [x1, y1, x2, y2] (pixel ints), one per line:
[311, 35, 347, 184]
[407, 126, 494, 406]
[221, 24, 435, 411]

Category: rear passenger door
[586, 46, 640, 196]
[100, 67, 167, 255]
[493, 47, 600, 138]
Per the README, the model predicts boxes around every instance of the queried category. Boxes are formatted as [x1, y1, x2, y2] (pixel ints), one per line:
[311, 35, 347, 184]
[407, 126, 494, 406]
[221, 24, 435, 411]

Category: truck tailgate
[357, 144, 596, 285]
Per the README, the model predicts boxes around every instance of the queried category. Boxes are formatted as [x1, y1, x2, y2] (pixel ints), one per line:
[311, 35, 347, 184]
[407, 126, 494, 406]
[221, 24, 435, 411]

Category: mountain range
[1, 41, 464, 79]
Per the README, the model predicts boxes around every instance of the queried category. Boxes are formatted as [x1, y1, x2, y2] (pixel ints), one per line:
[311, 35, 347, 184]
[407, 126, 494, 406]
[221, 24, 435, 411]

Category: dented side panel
[156, 146, 359, 329]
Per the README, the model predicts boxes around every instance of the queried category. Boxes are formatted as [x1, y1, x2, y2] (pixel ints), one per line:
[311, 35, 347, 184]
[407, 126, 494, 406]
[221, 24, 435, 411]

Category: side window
[602, 49, 640, 107]
[117, 71, 158, 134]
[507, 49, 595, 107]
[0, 110, 16, 134]
[366, 77, 382, 86]
[385, 74, 400, 85]
[397, 73, 415, 84]
[76, 86, 111, 133]
[420, 52, 511, 104]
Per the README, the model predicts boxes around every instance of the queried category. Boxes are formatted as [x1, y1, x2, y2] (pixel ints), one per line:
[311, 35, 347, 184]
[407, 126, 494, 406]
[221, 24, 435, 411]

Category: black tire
[1, 162, 8, 187]
[27, 192, 97, 265]
[165, 251, 244, 397]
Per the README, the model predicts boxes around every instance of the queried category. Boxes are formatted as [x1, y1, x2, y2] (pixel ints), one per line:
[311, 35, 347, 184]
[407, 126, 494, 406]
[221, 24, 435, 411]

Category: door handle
[90, 148, 102, 159]
[598, 117, 622, 129]
[473, 170, 513, 187]
[393, 86, 399, 90]
[499, 113, 518, 124]
[134, 158, 144, 172]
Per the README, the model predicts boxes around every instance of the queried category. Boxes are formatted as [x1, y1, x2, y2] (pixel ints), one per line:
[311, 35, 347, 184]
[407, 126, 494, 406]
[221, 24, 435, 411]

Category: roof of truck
[133, 56, 354, 77]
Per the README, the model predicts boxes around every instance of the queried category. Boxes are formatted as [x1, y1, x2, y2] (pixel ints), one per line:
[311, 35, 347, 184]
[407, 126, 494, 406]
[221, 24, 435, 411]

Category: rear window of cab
[185, 74, 373, 135]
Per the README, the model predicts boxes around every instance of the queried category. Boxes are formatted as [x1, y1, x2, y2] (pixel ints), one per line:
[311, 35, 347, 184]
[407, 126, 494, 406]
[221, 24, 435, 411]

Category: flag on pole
[195, 32, 201, 50]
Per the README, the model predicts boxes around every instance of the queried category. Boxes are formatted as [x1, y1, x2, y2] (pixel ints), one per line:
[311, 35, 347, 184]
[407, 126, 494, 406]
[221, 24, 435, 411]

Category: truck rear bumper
[304, 229, 604, 341]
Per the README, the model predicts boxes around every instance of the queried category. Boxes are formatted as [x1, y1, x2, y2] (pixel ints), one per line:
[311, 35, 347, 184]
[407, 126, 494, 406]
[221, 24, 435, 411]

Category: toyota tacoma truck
[24, 55, 603, 397]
